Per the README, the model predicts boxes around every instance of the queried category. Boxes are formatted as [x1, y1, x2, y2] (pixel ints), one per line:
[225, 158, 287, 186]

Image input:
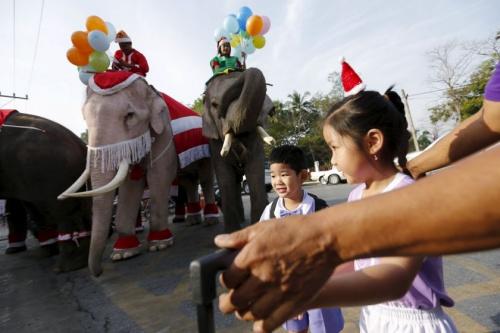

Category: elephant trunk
[87, 167, 118, 277]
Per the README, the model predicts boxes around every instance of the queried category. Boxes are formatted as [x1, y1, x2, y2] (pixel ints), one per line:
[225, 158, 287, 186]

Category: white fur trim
[339, 56, 345, 63]
[88, 74, 142, 96]
[115, 37, 131, 43]
[171, 116, 203, 135]
[344, 82, 366, 96]
[186, 211, 202, 216]
[88, 131, 152, 172]
[203, 213, 220, 218]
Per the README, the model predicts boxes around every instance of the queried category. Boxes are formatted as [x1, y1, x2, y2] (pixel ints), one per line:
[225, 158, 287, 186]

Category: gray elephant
[0, 110, 91, 272]
[203, 68, 275, 232]
[59, 72, 219, 276]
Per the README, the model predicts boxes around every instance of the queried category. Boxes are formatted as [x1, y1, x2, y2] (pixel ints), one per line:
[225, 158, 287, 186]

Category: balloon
[260, 16, 271, 35]
[105, 21, 116, 43]
[214, 27, 229, 42]
[71, 31, 93, 54]
[86, 15, 108, 34]
[78, 66, 94, 85]
[89, 51, 110, 72]
[67, 47, 89, 66]
[246, 15, 263, 36]
[88, 30, 110, 52]
[231, 45, 242, 59]
[243, 41, 255, 54]
[237, 6, 252, 32]
[253, 35, 266, 49]
[224, 15, 239, 34]
[230, 35, 240, 47]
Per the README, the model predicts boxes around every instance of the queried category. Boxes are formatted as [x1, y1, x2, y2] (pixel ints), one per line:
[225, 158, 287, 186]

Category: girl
[312, 85, 458, 332]
[210, 37, 245, 75]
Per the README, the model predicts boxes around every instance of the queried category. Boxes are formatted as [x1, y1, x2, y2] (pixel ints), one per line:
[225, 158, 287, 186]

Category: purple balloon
[261, 16, 271, 35]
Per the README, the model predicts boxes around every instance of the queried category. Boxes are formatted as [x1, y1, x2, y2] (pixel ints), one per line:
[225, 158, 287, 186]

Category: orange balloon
[246, 15, 263, 36]
[71, 31, 93, 55]
[86, 15, 108, 34]
[67, 47, 89, 66]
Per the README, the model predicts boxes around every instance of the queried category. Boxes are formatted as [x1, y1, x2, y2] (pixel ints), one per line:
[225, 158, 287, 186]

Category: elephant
[0, 110, 91, 272]
[203, 67, 275, 232]
[59, 72, 219, 277]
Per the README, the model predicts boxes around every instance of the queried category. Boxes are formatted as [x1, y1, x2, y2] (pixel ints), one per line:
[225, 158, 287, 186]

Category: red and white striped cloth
[161, 93, 210, 169]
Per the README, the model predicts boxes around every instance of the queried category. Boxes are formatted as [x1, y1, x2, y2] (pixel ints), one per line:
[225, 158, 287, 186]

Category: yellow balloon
[253, 35, 266, 49]
[230, 36, 240, 48]
[86, 15, 108, 34]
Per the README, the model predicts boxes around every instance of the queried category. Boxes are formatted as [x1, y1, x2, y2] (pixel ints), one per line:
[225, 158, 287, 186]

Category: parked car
[241, 169, 273, 194]
[310, 167, 346, 185]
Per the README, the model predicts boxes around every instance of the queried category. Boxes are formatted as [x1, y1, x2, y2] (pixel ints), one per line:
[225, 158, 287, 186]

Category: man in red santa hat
[112, 30, 149, 77]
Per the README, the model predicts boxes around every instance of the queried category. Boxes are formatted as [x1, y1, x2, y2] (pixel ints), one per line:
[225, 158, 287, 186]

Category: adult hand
[215, 214, 340, 332]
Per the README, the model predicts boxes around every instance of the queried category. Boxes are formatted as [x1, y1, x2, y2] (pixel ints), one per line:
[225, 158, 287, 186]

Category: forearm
[313, 145, 500, 262]
[310, 264, 417, 308]
[408, 109, 500, 177]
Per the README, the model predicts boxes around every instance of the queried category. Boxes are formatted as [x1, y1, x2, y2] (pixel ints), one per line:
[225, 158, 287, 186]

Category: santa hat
[217, 37, 229, 48]
[89, 71, 142, 95]
[340, 57, 366, 97]
[115, 30, 132, 43]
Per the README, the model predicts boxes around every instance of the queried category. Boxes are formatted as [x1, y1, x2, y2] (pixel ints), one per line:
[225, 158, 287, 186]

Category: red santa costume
[113, 30, 149, 77]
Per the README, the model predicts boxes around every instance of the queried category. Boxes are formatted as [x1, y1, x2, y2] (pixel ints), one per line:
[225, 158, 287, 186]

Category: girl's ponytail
[384, 86, 411, 173]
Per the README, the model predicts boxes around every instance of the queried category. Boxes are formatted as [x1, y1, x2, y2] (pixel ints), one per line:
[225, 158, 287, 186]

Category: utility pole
[401, 89, 420, 152]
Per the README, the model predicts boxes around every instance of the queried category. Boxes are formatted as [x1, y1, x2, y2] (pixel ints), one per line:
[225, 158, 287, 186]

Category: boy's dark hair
[323, 86, 410, 170]
[269, 145, 307, 174]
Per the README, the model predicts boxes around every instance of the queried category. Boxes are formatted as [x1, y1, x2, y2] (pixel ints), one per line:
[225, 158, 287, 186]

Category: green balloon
[89, 51, 110, 72]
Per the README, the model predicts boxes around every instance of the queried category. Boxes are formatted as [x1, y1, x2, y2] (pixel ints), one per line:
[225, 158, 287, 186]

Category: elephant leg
[198, 158, 219, 226]
[173, 185, 187, 223]
[210, 140, 244, 232]
[112, 178, 145, 261]
[146, 150, 176, 252]
[5, 199, 28, 254]
[180, 176, 202, 226]
[24, 203, 59, 257]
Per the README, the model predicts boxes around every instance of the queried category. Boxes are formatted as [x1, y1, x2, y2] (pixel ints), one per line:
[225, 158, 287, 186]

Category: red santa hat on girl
[115, 30, 132, 43]
[340, 57, 366, 96]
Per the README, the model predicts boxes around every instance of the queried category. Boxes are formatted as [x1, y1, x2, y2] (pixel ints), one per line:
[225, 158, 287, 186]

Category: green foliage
[80, 130, 88, 144]
[190, 96, 204, 115]
[416, 130, 433, 150]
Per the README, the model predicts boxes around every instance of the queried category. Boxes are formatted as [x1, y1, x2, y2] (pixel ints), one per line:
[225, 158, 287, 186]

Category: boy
[260, 145, 344, 333]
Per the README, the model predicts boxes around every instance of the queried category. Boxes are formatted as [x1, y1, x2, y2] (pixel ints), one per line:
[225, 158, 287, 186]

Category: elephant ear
[148, 88, 167, 135]
[202, 91, 221, 140]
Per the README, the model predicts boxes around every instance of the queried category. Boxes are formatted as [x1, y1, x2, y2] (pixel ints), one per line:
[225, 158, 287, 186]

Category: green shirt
[210, 55, 241, 75]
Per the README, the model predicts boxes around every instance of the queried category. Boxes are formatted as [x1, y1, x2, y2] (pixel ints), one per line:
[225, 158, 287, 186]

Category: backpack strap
[269, 197, 279, 219]
[309, 193, 329, 211]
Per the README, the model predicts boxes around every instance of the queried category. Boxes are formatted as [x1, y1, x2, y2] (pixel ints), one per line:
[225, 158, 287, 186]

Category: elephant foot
[186, 214, 202, 225]
[111, 235, 142, 261]
[38, 243, 60, 257]
[172, 216, 185, 223]
[54, 237, 90, 273]
[5, 245, 27, 254]
[111, 247, 142, 261]
[203, 217, 220, 226]
[147, 228, 174, 251]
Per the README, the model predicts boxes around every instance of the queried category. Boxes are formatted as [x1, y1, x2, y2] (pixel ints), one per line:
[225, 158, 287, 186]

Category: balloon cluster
[213, 6, 271, 60]
[66, 16, 116, 85]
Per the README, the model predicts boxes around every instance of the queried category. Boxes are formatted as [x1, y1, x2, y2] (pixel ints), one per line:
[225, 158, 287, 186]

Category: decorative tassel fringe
[88, 131, 152, 172]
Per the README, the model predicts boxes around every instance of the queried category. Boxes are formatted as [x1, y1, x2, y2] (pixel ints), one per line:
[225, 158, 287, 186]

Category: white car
[241, 169, 272, 194]
[318, 168, 346, 185]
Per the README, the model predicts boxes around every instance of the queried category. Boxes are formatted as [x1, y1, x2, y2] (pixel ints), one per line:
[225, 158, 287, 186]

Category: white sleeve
[259, 204, 272, 222]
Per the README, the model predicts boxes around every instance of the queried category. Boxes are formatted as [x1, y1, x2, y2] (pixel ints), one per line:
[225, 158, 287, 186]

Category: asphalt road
[0, 183, 498, 332]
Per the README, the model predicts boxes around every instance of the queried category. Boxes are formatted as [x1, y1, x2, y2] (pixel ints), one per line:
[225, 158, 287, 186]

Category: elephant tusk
[257, 126, 276, 146]
[60, 160, 129, 198]
[58, 168, 90, 200]
[220, 133, 233, 157]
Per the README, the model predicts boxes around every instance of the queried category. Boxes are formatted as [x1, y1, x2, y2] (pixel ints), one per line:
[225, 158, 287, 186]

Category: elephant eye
[125, 111, 134, 119]
[211, 101, 218, 108]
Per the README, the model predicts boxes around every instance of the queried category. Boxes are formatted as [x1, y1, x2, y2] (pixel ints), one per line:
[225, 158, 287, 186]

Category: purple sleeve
[484, 62, 500, 102]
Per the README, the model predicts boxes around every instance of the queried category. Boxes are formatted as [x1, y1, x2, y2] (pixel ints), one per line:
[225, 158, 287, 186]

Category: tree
[416, 130, 433, 150]
[190, 96, 204, 114]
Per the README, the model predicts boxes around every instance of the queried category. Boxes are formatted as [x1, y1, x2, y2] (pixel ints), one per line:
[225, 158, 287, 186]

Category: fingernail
[215, 234, 228, 243]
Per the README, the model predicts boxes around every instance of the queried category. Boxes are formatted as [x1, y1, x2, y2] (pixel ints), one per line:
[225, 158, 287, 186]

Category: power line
[27, 0, 45, 94]
[12, 0, 15, 93]
[0, 99, 15, 109]
[408, 82, 476, 98]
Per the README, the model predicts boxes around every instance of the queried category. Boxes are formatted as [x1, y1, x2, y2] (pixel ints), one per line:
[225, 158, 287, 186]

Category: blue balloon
[88, 30, 110, 52]
[237, 6, 252, 32]
[214, 27, 229, 42]
[78, 65, 94, 85]
[224, 15, 239, 34]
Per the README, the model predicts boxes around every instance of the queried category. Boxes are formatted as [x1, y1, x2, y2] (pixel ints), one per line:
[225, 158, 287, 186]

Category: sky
[0, 0, 498, 136]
